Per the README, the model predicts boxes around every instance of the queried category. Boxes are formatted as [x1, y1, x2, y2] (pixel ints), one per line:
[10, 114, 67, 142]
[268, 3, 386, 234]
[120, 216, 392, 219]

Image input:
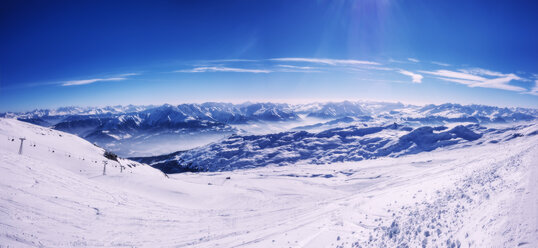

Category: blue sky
[1, 0, 537, 112]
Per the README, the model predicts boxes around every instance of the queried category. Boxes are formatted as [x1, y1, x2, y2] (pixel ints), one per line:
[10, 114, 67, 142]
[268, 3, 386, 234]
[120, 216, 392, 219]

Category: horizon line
[2, 99, 537, 113]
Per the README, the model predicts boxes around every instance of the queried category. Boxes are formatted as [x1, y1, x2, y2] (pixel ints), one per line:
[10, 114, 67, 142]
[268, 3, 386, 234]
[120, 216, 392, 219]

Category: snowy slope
[1, 118, 537, 247]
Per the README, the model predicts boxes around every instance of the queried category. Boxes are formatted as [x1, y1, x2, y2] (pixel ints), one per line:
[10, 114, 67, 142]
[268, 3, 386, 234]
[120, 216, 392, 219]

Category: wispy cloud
[521, 80, 538, 96]
[274, 64, 321, 73]
[431, 61, 450, 67]
[276, 65, 316, 70]
[172, 58, 537, 95]
[176, 66, 271, 73]
[420, 69, 526, 92]
[474, 74, 526, 92]
[419, 70, 486, 81]
[434, 77, 476, 86]
[356, 78, 412, 84]
[118, 73, 140, 77]
[62, 72, 139, 86]
[207, 59, 259, 63]
[388, 58, 407, 64]
[62, 77, 126, 86]
[398, 70, 423, 83]
[458, 68, 508, 77]
[270, 58, 380, 66]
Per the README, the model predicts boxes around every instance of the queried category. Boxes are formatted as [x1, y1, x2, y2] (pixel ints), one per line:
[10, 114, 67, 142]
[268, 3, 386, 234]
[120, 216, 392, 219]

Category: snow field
[0, 118, 537, 247]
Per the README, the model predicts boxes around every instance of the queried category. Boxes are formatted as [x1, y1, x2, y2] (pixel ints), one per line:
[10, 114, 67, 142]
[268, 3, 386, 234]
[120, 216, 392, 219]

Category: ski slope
[1, 118, 537, 247]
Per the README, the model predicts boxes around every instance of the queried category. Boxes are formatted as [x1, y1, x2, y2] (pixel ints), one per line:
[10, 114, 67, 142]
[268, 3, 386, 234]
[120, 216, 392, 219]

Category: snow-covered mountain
[404, 103, 537, 123]
[5, 102, 535, 126]
[295, 101, 372, 118]
[0, 105, 124, 120]
[1, 117, 537, 247]
[131, 123, 501, 172]
[2, 102, 536, 157]
[2, 102, 299, 126]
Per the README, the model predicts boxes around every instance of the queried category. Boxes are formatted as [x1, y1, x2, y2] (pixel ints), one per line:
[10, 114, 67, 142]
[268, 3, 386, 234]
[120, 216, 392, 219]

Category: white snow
[1, 118, 537, 247]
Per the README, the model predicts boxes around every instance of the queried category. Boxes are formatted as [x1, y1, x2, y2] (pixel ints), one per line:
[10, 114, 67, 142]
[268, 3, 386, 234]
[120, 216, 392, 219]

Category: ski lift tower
[103, 161, 108, 175]
[18, 138, 26, 155]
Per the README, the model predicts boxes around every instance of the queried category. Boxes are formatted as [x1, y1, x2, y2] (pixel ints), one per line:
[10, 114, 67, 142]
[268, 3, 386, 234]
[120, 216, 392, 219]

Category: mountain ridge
[2, 101, 536, 157]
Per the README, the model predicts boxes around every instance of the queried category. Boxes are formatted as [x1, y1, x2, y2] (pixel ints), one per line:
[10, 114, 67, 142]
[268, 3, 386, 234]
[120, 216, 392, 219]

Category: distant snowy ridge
[3, 102, 536, 139]
[3, 102, 536, 125]
[1, 102, 300, 127]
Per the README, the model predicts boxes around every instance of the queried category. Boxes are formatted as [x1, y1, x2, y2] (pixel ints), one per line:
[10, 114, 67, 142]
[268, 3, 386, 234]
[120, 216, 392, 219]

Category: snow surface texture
[2, 102, 536, 157]
[1, 118, 537, 247]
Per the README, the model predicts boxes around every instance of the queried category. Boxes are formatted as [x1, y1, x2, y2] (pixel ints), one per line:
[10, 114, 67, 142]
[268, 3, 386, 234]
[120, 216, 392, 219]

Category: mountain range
[2, 102, 536, 158]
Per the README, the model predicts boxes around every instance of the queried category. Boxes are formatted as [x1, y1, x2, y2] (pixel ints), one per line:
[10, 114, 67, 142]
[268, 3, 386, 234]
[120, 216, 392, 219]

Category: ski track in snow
[0, 118, 537, 247]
